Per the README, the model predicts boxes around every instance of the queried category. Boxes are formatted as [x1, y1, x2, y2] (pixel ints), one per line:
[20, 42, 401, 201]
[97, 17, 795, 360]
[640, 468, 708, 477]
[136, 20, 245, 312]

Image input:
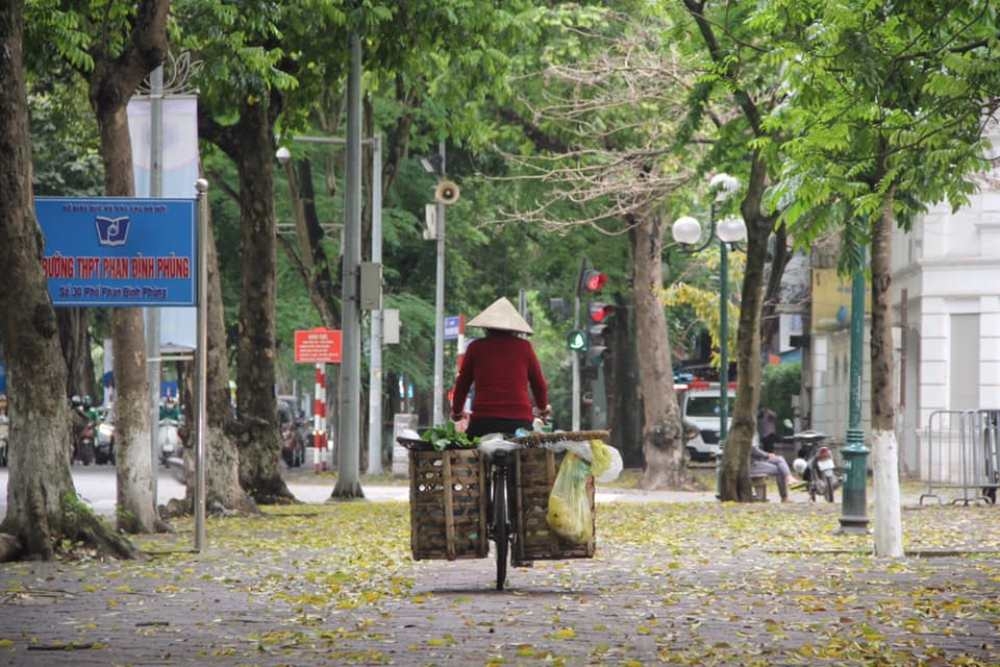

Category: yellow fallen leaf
[550, 627, 576, 640]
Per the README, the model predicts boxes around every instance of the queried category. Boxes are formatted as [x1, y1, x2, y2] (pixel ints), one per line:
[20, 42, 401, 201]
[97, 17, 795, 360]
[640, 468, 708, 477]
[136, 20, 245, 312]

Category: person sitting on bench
[750, 442, 799, 502]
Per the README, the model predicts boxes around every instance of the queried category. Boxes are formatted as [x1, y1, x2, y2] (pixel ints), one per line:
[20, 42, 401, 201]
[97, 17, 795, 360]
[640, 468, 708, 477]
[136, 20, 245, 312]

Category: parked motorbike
[95, 419, 115, 465]
[792, 432, 840, 503]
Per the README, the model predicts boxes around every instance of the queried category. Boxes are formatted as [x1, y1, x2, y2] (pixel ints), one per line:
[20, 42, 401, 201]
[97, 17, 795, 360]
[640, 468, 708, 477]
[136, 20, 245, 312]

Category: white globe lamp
[716, 216, 748, 243]
[709, 173, 740, 199]
[672, 216, 702, 245]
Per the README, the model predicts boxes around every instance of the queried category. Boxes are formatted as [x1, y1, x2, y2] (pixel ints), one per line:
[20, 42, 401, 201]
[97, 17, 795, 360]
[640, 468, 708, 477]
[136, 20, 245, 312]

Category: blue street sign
[444, 315, 462, 341]
[36, 197, 197, 307]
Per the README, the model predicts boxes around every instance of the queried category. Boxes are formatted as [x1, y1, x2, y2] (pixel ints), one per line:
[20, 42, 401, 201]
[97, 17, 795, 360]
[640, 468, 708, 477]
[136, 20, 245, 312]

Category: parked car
[678, 381, 736, 461]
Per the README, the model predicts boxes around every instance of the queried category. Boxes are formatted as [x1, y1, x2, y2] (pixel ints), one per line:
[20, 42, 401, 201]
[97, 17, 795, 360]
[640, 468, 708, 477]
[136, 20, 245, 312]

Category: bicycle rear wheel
[493, 467, 508, 591]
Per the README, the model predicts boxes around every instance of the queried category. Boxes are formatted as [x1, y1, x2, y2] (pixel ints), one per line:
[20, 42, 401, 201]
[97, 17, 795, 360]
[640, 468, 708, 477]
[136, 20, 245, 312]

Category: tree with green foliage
[175, 0, 332, 503]
[29, 79, 103, 401]
[23, 0, 173, 533]
[0, 0, 136, 560]
[674, 0, 804, 501]
[480, 7, 702, 488]
[756, 0, 1000, 556]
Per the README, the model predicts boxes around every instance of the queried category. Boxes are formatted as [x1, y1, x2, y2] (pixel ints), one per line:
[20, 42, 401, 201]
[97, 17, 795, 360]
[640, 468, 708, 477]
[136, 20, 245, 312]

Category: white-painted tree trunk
[117, 423, 157, 530]
[871, 429, 903, 558]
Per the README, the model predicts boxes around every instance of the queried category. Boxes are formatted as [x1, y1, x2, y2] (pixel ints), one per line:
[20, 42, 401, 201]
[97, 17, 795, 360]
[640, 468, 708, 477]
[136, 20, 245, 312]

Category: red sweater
[451, 334, 548, 422]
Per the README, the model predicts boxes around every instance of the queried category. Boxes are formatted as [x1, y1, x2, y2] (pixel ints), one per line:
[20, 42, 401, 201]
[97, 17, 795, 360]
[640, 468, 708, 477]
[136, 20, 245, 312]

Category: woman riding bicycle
[450, 297, 550, 437]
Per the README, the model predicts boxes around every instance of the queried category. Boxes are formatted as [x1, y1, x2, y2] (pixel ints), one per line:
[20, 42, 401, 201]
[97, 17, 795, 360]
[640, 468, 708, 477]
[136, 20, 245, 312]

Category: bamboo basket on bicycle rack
[401, 439, 489, 561]
[512, 430, 608, 562]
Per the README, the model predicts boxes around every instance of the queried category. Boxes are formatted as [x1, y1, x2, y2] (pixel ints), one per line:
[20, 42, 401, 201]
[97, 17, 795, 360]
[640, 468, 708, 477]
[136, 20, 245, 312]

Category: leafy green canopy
[755, 0, 1000, 269]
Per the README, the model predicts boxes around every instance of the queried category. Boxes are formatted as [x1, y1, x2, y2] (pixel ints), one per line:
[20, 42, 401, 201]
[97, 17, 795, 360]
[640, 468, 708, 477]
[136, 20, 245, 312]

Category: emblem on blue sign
[95, 216, 131, 246]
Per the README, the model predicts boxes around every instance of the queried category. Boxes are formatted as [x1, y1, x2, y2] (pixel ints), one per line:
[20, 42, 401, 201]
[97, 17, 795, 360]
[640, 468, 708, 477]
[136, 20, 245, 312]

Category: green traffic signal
[566, 329, 588, 351]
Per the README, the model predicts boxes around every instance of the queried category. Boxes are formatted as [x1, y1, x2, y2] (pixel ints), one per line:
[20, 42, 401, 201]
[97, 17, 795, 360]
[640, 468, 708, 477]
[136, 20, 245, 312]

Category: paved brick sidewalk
[0, 501, 997, 666]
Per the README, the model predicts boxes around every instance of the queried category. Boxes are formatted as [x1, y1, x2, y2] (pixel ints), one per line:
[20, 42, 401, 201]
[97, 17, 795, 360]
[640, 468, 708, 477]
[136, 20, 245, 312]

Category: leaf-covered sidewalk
[0, 501, 997, 665]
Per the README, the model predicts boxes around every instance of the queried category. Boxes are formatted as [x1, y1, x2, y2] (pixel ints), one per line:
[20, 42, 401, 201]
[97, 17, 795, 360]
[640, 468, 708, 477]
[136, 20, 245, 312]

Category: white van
[678, 381, 736, 461]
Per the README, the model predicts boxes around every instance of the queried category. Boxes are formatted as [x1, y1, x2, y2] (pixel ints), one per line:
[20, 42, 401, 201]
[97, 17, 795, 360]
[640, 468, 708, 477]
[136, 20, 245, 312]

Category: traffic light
[585, 326, 608, 366]
[566, 329, 588, 351]
[584, 302, 614, 369]
[579, 269, 608, 294]
[588, 302, 614, 324]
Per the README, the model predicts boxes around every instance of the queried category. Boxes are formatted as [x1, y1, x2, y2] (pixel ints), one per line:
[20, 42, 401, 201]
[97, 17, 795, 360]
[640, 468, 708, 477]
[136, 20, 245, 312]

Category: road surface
[0, 464, 733, 521]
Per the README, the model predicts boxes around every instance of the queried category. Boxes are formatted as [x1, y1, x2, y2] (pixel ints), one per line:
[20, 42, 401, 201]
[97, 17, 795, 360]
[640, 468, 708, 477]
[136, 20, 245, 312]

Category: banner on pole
[37, 197, 197, 307]
[295, 328, 343, 364]
[128, 94, 201, 347]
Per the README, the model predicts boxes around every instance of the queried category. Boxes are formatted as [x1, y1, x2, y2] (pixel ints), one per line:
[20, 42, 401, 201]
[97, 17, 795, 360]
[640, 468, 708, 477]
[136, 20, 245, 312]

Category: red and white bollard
[313, 363, 327, 472]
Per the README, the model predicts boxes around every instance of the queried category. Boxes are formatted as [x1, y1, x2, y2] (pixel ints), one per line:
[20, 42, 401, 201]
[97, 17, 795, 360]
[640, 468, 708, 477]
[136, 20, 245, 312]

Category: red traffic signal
[580, 269, 608, 293]
[588, 302, 614, 323]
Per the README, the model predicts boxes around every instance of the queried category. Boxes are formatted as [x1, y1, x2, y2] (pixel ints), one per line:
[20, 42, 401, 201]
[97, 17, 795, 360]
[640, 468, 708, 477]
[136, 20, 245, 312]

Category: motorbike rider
[69, 395, 89, 461]
[160, 395, 180, 421]
[0, 394, 9, 466]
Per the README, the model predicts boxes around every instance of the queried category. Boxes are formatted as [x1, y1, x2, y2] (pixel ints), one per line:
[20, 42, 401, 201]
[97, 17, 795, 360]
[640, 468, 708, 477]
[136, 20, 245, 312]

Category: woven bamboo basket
[512, 431, 606, 561]
[407, 446, 489, 561]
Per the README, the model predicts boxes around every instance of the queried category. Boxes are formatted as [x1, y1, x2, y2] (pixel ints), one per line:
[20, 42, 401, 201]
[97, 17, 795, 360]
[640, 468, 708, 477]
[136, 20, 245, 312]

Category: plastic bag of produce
[589, 439, 623, 483]
[546, 453, 593, 544]
[540, 438, 623, 483]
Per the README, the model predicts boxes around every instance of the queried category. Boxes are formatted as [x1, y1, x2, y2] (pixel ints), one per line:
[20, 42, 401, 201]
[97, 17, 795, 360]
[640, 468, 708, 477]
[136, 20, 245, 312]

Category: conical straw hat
[467, 297, 534, 335]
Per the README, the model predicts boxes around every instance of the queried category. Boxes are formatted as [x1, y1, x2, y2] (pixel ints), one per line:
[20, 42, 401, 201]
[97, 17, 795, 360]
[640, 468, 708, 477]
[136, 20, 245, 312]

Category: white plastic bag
[476, 433, 521, 457]
[539, 438, 623, 483]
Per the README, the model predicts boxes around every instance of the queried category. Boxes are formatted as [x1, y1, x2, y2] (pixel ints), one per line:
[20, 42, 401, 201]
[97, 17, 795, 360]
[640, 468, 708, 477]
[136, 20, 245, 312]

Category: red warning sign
[294, 328, 342, 364]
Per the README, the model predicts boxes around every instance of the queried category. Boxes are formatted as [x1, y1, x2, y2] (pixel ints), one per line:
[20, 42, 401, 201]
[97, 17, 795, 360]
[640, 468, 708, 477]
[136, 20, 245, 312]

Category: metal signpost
[38, 190, 209, 552]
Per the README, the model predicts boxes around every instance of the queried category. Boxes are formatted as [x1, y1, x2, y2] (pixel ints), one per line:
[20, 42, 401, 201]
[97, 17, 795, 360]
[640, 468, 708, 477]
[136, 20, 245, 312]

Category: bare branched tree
[488, 14, 705, 488]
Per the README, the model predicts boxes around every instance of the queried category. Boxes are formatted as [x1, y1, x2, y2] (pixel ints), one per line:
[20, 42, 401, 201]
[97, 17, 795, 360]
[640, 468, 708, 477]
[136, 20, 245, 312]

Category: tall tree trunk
[57, 309, 96, 399]
[0, 0, 135, 561]
[89, 0, 171, 534]
[297, 158, 340, 327]
[870, 185, 903, 557]
[719, 154, 772, 502]
[233, 99, 294, 504]
[607, 293, 643, 467]
[760, 224, 790, 355]
[631, 213, 686, 489]
[170, 186, 258, 516]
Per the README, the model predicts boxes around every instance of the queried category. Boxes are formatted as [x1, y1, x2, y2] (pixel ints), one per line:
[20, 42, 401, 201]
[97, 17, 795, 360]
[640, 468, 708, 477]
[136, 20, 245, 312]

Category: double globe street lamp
[671, 173, 745, 448]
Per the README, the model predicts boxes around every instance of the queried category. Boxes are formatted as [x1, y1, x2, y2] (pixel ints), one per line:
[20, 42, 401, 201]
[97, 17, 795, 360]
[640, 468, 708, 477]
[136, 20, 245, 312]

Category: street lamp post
[671, 174, 743, 450]
[839, 264, 870, 533]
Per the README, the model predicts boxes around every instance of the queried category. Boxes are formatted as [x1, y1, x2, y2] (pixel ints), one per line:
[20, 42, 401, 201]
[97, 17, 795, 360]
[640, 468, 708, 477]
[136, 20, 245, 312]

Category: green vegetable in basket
[420, 421, 480, 452]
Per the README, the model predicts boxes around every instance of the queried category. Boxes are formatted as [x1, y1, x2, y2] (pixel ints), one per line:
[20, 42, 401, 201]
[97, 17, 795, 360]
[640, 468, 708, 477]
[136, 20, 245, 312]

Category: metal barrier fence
[920, 409, 999, 505]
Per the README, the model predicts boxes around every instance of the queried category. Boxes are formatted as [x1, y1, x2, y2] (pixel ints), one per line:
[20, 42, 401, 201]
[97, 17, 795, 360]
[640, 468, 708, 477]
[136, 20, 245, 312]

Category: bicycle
[488, 449, 515, 591]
